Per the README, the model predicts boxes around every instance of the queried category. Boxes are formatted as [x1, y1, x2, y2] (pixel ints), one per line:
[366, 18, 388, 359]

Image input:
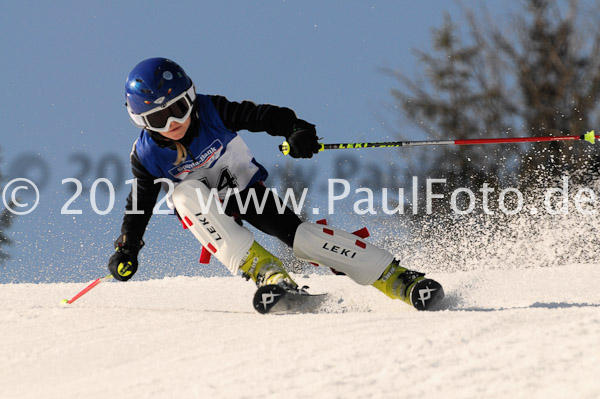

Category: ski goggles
[128, 85, 196, 133]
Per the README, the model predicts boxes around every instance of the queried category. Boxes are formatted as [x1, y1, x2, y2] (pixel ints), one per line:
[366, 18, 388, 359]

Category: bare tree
[387, 0, 600, 216]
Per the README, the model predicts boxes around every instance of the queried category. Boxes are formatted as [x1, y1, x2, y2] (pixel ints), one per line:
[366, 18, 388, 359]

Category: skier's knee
[172, 179, 254, 275]
[172, 179, 210, 204]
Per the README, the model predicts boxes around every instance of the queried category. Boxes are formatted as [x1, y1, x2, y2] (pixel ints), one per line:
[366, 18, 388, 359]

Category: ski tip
[253, 285, 288, 314]
[60, 299, 70, 306]
[410, 279, 445, 311]
[252, 284, 326, 314]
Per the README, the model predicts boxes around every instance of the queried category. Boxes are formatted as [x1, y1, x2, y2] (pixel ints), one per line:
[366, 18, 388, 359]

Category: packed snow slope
[1, 263, 599, 399]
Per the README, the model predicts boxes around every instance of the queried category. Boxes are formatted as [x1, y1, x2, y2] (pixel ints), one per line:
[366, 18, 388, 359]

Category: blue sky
[1, 1, 516, 283]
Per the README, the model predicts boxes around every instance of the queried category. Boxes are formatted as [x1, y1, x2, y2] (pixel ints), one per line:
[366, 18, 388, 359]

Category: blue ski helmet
[125, 58, 196, 131]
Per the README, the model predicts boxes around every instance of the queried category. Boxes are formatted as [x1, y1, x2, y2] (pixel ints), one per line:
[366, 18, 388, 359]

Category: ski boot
[240, 241, 298, 290]
[241, 241, 319, 314]
[372, 260, 444, 310]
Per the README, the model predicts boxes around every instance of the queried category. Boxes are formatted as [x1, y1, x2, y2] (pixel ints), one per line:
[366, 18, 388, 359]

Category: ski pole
[279, 130, 598, 155]
[60, 274, 113, 305]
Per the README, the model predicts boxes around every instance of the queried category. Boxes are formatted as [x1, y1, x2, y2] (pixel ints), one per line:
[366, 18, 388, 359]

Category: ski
[408, 279, 444, 311]
[252, 284, 327, 314]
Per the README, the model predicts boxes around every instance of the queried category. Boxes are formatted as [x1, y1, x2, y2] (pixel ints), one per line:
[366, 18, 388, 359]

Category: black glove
[285, 120, 320, 159]
[108, 234, 144, 281]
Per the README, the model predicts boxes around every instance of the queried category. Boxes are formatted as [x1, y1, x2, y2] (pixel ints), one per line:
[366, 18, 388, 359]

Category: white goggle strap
[127, 105, 146, 128]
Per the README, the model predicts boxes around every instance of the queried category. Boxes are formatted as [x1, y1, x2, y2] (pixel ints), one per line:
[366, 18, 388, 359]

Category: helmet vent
[126, 58, 191, 114]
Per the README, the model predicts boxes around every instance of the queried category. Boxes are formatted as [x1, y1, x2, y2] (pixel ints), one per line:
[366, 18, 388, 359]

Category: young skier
[108, 57, 443, 310]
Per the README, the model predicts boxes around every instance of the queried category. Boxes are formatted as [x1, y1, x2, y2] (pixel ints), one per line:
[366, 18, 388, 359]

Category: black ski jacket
[119, 95, 297, 243]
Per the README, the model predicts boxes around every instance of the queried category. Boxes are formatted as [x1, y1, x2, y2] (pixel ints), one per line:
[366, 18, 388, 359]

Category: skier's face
[159, 116, 191, 141]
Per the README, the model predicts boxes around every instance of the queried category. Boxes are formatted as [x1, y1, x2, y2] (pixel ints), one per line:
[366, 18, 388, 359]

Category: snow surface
[1, 264, 599, 399]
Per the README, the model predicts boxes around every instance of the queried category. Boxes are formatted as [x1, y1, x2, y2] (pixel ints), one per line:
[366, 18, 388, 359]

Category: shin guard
[292, 222, 394, 285]
[172, 179, 254, 275]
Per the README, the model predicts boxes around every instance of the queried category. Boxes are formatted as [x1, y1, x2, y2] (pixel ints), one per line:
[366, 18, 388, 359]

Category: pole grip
[279, 141, 325, 156]
[279, 141, 291, 155]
